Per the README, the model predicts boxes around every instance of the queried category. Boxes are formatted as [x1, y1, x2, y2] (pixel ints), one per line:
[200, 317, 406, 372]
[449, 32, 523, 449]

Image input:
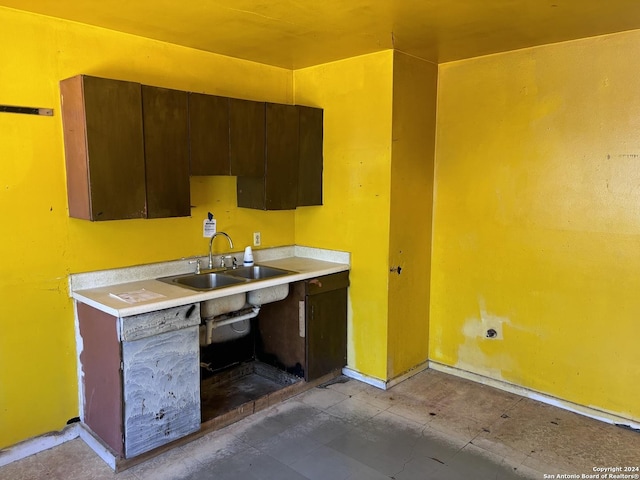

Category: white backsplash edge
[68, 255, 210, 294]
[294, 246, 350, 264]
[252, 246, 295, 262]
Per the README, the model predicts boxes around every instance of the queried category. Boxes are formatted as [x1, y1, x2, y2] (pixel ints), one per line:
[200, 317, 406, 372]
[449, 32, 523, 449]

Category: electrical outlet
[253, 232, 261, 246]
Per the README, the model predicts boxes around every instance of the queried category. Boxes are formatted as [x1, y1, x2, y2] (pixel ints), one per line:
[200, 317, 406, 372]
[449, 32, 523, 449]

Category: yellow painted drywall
[0, 6, 294, 448]
[432, 31, 640, 421]
[386, 52, 438, 378]
[293, 51, 394, 380]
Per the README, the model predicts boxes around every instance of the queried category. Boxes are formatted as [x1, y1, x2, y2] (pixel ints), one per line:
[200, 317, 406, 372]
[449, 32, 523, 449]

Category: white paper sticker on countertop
[109, 289, 166, 304]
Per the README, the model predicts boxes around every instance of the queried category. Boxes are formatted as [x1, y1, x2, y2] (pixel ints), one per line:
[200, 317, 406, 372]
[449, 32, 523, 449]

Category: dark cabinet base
[256, 271, 349, 381]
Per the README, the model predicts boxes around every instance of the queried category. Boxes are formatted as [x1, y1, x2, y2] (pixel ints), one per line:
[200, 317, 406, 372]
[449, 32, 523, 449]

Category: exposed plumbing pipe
[204, 306, 260, 344]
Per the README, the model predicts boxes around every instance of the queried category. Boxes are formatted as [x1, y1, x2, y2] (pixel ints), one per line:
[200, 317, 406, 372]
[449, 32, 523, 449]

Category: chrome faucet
[208, 232, 233, 269]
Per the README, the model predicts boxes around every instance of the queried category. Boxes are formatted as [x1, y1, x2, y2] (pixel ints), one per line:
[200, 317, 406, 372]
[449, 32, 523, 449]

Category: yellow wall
[432, 31, 640, 421]
[294, 51, 394, 380]
[9, 0, 638, 451]
[387, 52, 438, 378]
[0, 6, 295, 448]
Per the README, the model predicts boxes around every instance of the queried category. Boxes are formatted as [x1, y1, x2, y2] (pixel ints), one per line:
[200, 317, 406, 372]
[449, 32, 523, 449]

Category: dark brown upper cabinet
[60, 75, 147, 221]
[60, 76, 191, 221]
[237, 103, 299, 210]
[189, 93, 230, 175]
[297, 106, 323, 207]
[142, 86, 191, 219]
[229, 98, 266, 177]
[61, 74, 323, 218]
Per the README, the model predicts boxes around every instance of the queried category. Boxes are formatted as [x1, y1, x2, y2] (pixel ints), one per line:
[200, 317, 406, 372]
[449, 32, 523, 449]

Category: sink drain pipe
[204, 306, 260, 344]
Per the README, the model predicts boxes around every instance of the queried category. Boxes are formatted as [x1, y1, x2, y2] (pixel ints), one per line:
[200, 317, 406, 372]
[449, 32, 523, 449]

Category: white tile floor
[1, 370, 638, 480]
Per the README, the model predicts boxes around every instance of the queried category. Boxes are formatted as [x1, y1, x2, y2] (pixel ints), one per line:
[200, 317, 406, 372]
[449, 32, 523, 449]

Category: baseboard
[0, 424, 80, 468]
[385, 361, 429, 389]
[342, 367, 387, 389]
[342, 361, 429, 391]
[429, 361, 640, 430]
[77, 425, 117, 470]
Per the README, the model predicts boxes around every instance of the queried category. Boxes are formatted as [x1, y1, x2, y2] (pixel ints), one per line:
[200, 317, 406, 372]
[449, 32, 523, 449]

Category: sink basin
[158, 264, 294, 293]
[160, 272, 247, 291]
[226, 265, 294, 280]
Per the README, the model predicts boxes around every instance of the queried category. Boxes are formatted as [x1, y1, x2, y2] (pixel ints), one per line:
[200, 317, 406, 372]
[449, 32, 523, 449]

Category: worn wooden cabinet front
[229, 98, 265, 177]
[61, 76, 191, 220]
[237, 104, 323, 210]
[256, 271, 349, 381]
[237, 103, 300, 210]
[297, 106, 323, 207]
[142, 86, 191, 218]
[60, 75, 146, 221]
[305, 271, 349, 380]
[122, 326, 200, 458]
[62, 75, 324, 216]
[189, 93, 230, 175]
[77, 302, 200, 459]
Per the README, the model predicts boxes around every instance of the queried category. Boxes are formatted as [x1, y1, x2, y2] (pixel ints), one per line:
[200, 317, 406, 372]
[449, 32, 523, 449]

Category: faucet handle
[189, 259, 201, 274]
[220, 255, 237, 269]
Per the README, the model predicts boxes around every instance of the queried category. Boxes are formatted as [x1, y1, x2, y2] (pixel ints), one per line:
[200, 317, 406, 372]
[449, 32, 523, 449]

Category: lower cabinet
[257, 271, 349, 381]
[77, 302, 201, 458]
[76, 271, 347, 462]
[305, 272, 349, 380]
[121, 327, 200, 457]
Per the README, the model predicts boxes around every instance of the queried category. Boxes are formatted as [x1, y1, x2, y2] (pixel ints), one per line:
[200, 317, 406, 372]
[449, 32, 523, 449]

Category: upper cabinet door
[265, 103, 300, 210]
[298, 106, 323, 207]
[189, 93, 230, 175]
[60, 75, 146, 221]
[142, 86, 191, 219]
[236, 103, 299, 210]
[229, 98, 265, 177]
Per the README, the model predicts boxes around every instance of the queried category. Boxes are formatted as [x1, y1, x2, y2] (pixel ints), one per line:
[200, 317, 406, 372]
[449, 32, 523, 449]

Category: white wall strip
[342, 366, 387, 390]
[0, 424, 80, 468]
[429, 361, 640, 430]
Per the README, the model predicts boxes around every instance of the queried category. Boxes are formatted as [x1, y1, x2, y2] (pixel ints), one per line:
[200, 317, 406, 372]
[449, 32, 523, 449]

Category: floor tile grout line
[463, 396, 543, 479]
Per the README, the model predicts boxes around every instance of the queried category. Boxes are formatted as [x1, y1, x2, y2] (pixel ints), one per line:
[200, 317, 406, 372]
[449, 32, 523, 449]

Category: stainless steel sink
[158, 264, 295, 292]
[159, 272, 248, 291]
[225, 265, 295, 280]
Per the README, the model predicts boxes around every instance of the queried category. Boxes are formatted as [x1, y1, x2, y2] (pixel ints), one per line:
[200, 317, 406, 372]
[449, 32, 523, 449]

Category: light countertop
[71, 248, 349, 318]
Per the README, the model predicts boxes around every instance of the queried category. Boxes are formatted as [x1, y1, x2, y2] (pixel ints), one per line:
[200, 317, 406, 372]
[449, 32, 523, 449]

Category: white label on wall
[203, 219, 216, 238]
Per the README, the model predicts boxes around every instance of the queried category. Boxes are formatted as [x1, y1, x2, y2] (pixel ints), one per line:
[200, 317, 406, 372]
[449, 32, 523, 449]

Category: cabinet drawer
[120, 303, 200, 341]
[305, 271, 349, 296]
